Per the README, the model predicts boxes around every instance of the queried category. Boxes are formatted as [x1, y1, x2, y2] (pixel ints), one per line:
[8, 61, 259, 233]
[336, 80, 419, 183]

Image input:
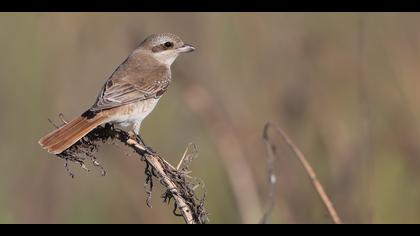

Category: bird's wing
[90, 62, 171, 112]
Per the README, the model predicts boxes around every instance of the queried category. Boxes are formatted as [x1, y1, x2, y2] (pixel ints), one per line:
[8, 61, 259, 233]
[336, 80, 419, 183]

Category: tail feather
[38, 114, 108, 154]
[40, 117, 86, 145]
[46, 119, 101, 152]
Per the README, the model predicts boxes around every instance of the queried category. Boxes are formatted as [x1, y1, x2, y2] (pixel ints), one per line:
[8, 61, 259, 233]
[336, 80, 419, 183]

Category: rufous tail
[38, 113, 108, 154]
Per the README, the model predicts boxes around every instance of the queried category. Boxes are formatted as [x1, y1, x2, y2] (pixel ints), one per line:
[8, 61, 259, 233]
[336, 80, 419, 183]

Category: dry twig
[262, 122, 342, 224]
[47, 116, 207, 224]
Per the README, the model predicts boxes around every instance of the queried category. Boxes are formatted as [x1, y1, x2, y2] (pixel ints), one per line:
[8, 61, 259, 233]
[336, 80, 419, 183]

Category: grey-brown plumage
[92, 54, 171, 111]
[39, 33, 195, 154]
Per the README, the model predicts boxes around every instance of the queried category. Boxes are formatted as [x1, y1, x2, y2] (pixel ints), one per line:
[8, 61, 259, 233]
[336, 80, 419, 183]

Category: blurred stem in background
[178, 72, 263, 223]
[356, 13, 374, 223]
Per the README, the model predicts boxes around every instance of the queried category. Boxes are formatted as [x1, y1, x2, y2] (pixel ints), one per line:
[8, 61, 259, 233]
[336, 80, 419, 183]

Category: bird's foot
[144, 145, 157, 155]
[132, 133, 156, 155]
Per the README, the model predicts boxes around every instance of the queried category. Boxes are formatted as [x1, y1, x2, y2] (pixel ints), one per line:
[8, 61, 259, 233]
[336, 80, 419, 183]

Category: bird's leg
[133, 122, 156, 155]
[135, 132, 147, 146]
[136, 132, 157, 155]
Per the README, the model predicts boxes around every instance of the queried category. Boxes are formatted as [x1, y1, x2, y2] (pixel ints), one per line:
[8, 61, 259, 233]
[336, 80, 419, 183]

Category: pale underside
[88, 53, 171, 135]
[110, 98, 161, 134]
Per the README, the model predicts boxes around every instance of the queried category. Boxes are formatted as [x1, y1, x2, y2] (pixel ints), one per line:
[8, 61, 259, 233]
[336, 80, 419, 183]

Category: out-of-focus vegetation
[1, 13, 420, 223]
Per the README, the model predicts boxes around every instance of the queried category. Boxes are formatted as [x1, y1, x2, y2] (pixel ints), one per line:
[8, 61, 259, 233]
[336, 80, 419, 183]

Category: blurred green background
[1, 13, 420, 224]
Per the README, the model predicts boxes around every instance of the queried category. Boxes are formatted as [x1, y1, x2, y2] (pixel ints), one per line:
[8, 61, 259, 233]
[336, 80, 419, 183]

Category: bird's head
[137, 33, 195, 66]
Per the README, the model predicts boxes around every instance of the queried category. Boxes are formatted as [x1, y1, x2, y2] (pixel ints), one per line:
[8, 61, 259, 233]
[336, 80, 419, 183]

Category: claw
[135, 134, 146, 146]
[134, 133, 156, 155]
[145, 145, 157, 155]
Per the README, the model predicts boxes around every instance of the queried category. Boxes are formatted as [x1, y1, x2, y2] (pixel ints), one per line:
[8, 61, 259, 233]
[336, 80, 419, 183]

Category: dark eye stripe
[152, 45, 166, 53]
[152, 42, 174, 53]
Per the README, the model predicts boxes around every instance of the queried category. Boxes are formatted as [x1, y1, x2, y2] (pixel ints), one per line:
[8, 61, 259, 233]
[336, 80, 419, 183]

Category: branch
[124, 137, 206, 224]
[262, 122, 342, 224]
[49, 117, 207, 224]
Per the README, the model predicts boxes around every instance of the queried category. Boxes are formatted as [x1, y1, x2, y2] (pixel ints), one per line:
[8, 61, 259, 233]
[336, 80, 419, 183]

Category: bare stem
[49, 117, 207, 224]
[263, 122, 342, 224]
[125, 138, 202, 224]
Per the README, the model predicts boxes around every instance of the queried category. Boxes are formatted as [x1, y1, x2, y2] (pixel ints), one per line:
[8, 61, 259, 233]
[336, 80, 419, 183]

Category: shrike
[39, 33, 195, 154]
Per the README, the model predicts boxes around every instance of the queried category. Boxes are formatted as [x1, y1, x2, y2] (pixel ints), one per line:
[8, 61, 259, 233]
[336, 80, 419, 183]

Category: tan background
[0, 13, 419, 223]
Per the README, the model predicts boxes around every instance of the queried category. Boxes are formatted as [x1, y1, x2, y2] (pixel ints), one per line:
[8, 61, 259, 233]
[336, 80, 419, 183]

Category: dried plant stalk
[263, 122, 342, 224]
[47, 117, 207, 224]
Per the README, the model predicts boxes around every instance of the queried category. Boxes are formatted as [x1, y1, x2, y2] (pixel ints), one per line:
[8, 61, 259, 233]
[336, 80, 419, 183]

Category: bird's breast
[110, 98, 161, 125]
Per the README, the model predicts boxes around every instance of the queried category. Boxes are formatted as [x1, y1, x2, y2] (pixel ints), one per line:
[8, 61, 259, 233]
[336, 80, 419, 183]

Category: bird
[38, 33, 195, 155]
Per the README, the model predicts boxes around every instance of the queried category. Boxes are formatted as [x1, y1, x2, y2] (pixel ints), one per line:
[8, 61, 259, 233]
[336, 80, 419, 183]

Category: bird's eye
[164, 42, 173, 48]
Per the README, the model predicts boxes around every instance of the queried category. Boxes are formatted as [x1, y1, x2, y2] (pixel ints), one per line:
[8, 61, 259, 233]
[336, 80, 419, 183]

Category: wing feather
[90, 59, 171, 112]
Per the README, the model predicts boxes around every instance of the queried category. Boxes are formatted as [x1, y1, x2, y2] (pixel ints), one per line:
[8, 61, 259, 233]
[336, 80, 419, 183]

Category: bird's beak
[177, 44, 195, 53]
